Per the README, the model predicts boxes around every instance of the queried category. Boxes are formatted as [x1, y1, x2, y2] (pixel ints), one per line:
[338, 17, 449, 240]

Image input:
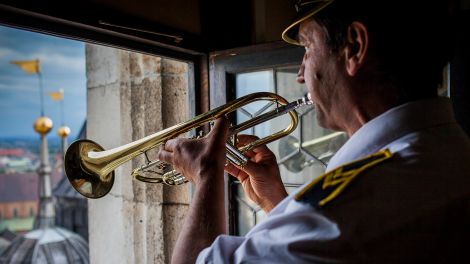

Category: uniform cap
[282, 0, 335, 45]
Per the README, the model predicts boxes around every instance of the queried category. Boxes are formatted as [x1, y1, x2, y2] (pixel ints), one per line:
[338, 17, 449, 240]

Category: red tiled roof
[0, 173, 38, 202]
[0, 149, 25, 157]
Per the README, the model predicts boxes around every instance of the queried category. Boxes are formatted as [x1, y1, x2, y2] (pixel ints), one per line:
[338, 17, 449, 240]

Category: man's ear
[344, 22, 368, 76]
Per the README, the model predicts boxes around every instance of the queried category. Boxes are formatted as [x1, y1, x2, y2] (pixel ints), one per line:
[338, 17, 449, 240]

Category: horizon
[0, 134, 81, 141]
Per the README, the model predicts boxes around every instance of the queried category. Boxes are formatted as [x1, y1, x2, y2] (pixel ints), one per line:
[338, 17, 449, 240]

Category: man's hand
[225, 135, 288, 212]
[158, 117, 229, 264]
[158, 117, 229, 185]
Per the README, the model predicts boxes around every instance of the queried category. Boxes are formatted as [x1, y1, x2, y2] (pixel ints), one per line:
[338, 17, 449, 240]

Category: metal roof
[0, 227, 89, 263]
[0, 173, 38, 202]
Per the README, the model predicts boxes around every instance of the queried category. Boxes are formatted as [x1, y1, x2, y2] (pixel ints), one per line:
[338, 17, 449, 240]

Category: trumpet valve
[225, 142, 248, 167]
[163, 171, 188, 185]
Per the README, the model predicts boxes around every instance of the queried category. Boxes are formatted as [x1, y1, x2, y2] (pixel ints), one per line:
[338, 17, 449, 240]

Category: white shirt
[197, 97, 470, 263]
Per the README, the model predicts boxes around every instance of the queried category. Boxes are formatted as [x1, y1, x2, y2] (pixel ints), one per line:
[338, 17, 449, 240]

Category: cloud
[0, 47, 85, 73]
[0, 79, 39, 92]
[0, 47, 18, 58]
[33, 51, 85, 73]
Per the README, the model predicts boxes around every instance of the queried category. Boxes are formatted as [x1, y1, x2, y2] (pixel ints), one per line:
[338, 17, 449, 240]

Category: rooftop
[0, 227, 89, 263]
[0, 149, 25, 157]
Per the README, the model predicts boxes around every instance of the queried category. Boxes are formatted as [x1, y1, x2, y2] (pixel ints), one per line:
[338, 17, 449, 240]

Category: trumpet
[64, 92, 312, 199]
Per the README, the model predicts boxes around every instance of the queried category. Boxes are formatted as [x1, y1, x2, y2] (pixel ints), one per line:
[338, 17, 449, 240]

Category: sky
[0, 25, 86, 140]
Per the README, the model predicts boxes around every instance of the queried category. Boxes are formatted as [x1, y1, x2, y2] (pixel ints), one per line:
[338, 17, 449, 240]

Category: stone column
[86, 44, 190, 264]
[160, 59, 191, 260]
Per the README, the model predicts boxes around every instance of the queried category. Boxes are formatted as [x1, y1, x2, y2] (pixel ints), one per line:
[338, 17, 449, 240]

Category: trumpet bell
[64, 139, 115, 199]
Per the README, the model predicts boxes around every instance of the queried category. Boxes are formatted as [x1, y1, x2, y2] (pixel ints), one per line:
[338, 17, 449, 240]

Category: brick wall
[0, 201, 37, 219]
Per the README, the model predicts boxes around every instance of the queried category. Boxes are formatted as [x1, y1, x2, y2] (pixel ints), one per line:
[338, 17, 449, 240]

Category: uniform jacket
[197, 97, 470, 263]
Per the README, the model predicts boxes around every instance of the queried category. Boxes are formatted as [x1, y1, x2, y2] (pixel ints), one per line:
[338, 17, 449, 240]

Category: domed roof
[0, 227, 89, 263]
[0, 237, 10, 255]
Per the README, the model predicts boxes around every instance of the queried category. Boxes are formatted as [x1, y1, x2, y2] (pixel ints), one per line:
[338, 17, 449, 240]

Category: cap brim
[282, 0, 334, 45]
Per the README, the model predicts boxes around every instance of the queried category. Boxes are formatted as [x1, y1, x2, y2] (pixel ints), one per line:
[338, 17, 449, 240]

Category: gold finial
[34, 116, 53, 135]
[57, 126, 71, 138]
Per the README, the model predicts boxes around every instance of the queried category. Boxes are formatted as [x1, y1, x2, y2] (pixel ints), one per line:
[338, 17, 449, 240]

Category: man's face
[297, 19, 346, 130]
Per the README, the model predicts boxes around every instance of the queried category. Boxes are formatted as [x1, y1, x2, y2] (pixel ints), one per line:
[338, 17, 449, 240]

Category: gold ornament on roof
[57, 126, 71, 138]
[34, 116, 53, 135]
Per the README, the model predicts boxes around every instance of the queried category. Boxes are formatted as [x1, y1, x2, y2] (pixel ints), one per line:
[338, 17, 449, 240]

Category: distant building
[53, 120, 88, 240]
[0, 149, 25, 157]
[4, 158, 35, 174]
[0, 154, 63, 234]
[53, 177, 88, 240]
[0, 229, 17, 255]
[0, 148, 37, 174]
[0, 227, 88, 262]
[0, 123, 88, 242]
[0, 237, 8, 255]
[0, 115, 89, 263]
[0, 173, 38, 233]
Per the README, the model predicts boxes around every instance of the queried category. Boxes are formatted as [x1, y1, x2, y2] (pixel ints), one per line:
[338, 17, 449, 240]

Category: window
[233, 68, 347, 235]
[210, 43, 348, 235]
[0, 24, 86, 233]
[1, 23, 196, 260]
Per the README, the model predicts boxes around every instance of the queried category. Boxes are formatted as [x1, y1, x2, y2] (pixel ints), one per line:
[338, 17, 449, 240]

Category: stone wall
[86, 44, 190, 264]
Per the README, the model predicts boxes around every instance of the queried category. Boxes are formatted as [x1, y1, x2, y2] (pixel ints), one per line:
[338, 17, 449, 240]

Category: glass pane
[236, 71, 274, 114]
[276, 67, 306, 102]
[234, 184, 266, 235]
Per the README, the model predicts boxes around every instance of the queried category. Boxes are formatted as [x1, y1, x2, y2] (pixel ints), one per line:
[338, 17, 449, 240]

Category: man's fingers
[164, 138, 194, 154]
[236, 134, 259, 145]
[224, 163, 239, 176]
[236, 134, 270, 153]
[208, 117, 230, 143]
[158, 149, 174, 164]
[234, 158, 275, 183]
[224, 163, 249, 182]
[163, 138, 182, 152]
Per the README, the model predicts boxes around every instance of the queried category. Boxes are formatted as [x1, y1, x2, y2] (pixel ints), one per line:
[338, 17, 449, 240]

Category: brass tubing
[64, 92, 311, 198]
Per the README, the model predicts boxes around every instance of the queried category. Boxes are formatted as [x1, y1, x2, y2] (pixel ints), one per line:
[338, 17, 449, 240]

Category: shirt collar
[326, 97, 456, 170]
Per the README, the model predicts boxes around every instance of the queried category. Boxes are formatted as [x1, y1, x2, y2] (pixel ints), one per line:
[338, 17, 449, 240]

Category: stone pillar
[160, 59, 191, 260]
[86, 44, 190, 264]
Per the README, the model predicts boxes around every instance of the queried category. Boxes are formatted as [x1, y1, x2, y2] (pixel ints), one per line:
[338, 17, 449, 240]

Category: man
[158, 0, 470, 262]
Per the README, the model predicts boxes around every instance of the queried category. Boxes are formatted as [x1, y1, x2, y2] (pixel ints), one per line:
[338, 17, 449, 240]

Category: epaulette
[295, 149, 393, 208]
